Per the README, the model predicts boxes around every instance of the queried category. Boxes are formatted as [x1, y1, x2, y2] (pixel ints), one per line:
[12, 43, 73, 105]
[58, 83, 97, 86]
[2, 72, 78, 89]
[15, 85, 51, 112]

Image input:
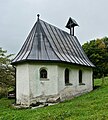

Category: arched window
[65, 68, 69, 84]
[79, 70, 82, 83]
[40, 69, 47, 78]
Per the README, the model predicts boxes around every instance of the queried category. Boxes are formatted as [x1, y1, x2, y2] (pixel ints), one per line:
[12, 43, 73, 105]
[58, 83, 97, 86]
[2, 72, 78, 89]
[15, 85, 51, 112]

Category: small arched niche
[40, 68, 47, 79]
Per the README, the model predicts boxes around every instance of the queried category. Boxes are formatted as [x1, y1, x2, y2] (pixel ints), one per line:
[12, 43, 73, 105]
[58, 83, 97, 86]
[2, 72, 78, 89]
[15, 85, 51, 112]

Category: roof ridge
[40, 19, 74, 37]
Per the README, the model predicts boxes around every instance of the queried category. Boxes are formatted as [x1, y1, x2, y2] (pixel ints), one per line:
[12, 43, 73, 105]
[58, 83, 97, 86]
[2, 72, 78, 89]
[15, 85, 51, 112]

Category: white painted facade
[16, 62, 93, 105]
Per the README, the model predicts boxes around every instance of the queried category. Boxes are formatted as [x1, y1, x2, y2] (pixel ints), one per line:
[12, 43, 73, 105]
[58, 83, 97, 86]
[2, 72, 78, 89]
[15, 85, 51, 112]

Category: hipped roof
[12, 17, 94, 67]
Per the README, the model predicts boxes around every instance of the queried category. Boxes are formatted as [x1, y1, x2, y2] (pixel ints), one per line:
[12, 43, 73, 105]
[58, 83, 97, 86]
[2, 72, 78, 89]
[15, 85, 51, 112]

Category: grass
[0, 78, 108, 120]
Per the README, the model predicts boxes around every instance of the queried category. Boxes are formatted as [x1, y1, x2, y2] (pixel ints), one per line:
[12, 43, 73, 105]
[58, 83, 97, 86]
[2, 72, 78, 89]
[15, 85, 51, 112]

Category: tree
[0, 47, 15, 87]
[82, 37, 108, 78]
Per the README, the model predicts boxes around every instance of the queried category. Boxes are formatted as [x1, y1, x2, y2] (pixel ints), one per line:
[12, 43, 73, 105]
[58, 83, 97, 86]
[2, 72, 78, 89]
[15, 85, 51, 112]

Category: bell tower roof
[66, 17, 79, 29]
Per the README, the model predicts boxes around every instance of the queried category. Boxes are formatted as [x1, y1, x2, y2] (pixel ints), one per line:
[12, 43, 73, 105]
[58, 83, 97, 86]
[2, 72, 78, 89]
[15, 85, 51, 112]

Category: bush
[0, 83, 7, 98]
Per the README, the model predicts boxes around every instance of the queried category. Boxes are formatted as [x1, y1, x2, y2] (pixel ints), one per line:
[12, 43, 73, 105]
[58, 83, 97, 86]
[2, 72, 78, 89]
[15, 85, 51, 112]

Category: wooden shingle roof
[12, 16, 94, 67]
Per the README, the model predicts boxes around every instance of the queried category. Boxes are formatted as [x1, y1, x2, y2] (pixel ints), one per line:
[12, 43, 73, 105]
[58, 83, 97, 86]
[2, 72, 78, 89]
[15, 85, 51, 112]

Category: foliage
[0, 48, 12, 64]
[0, 47, 15, 97]
[0, 83, 7, 98]
[82, 37, 108, 78]
[0, 78, 108, 120]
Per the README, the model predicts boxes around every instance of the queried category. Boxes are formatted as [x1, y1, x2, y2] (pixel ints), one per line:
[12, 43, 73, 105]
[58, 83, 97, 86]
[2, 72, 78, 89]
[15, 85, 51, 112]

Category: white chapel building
[12, 15, 94, 106]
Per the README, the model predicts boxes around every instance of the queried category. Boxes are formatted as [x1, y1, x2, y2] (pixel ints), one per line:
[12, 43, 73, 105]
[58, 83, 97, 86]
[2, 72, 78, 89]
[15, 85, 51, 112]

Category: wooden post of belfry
[73, 27, 74, 36]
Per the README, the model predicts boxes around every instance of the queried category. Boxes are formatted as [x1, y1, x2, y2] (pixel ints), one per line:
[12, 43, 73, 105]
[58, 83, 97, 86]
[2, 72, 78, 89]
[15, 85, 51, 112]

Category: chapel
[12, 15, 94, 106]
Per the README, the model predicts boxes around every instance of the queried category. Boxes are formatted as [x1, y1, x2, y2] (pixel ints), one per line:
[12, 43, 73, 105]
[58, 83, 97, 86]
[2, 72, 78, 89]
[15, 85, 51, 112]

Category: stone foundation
[29, 87, 92, 106]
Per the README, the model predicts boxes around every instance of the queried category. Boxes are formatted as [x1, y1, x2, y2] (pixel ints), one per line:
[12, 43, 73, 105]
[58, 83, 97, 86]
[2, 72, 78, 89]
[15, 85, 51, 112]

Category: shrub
[0, 82, 7, 98]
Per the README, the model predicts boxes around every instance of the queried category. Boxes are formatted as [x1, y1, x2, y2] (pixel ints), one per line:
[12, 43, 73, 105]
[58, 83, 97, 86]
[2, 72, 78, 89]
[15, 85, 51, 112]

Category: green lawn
[0, 78, 108, 120]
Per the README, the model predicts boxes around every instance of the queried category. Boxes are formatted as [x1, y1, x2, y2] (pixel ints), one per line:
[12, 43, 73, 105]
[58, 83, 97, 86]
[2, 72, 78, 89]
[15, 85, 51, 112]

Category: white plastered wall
[16, 62, 93, 105]
[58, 64, 93, 98]
[16, 63, 30, 105]
[28, 63, 58, 98]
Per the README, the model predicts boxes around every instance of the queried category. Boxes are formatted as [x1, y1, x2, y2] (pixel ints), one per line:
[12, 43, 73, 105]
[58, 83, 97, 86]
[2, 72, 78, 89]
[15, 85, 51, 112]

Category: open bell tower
[66, 17, 79, 36]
